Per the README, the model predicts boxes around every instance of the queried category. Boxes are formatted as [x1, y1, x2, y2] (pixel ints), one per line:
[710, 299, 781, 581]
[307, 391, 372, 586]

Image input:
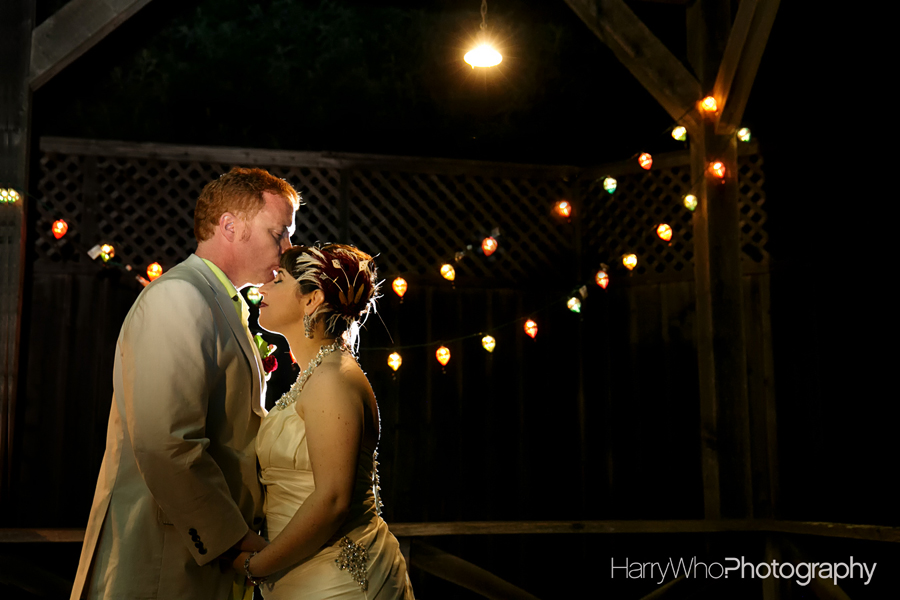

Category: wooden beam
[1, 0, 34, 512]
[712, 0, 758, 111]
[717, 0, 781, 133]
[29, 0, 156, 90]
[408, 540, 541, 600]
[564, 0, 701, 123]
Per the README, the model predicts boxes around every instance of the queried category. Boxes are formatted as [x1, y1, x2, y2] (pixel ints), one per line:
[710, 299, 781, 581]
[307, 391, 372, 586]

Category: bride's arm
[239, 366, 364, 578]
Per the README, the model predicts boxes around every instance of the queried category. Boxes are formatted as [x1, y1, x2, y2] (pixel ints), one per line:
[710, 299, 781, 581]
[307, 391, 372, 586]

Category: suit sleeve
[119, 279, 249, 565]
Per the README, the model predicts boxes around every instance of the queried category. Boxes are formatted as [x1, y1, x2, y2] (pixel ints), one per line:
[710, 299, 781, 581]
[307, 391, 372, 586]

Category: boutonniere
[254, 334, 278, 380]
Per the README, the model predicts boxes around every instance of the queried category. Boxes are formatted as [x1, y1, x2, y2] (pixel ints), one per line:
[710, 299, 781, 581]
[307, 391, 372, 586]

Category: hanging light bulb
[100, 244, 115, 262]
[147, 262, 164, 282]
[482, 236, 498, 256]
[656, 224, 673, 242]
[737, 127, 752, 142]
[709, 161, 726, 179]
[52, 219, 68, 239]
[555, 200, 572, 218]
[603, 177, 617, 194]
[436, 346, 451, 366]
[639, 153, 653, 170]
[392, 277, 408, 298]
[595, 268, 609, 289]
[440, 264, 456, 281]
[700, 96, 718, 113]
[622, 254, 638, 271]
[567, 297, 582, 313]
[464, 1, 502, 68]
[683, 194, 698, 211]
[388, 352, 403, 372]
[524, 319, 538, 339]
[481, 335, 496, 353]
[671, 126, 687, 141]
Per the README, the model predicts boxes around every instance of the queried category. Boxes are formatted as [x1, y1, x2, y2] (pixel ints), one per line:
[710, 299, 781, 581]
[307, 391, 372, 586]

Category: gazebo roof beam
[30, 0, 155, 91]
[564, 0, 701, 125]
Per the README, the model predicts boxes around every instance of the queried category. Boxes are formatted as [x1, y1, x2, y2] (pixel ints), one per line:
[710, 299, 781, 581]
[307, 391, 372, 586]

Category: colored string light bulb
[737, 127, 752, 142]
[709, 161, 726, 179]
[482, 237, 498, 256]
[555, 200, 572, 218]
[436, 346, 451, 366]
[639, 153, 653, 170]
[567, 297, 582, 313]
[52, 219, 68, 239]
[595, 269, 609, 289]
[671, 126, 687, 141]
[440, 264, 456, 281]
[700, 96, 718, 113]
[603, 177, 617, 194]
[392, 277, 408, 298]
[388, 352, 402, 371]
[683, 194, 698, 211]
[482, 335, 496, 353]
[147, 262, 164, 282]
[656, 224, 673, 242]
[0, 189, 20, 204]
[623, 254, 638, 271]
[100, 244, 115, 262]
[524, 319, 538, 339]
[246, 286, 261, 304]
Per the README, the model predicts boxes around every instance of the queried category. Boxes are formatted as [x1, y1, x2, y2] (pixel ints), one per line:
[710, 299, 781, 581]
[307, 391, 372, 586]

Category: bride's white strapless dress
[256, 401, 414, 599]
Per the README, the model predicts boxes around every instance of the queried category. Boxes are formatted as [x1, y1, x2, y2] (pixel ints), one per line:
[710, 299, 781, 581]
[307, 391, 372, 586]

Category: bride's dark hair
[279, 243, 380, 346]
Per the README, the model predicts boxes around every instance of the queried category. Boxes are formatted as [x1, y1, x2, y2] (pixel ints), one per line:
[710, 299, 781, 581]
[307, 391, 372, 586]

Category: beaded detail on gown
[256, 402, 414, 599]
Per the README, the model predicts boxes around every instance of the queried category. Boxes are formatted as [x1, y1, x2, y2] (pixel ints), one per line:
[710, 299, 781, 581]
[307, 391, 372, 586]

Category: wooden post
[0, 0, 35, 510]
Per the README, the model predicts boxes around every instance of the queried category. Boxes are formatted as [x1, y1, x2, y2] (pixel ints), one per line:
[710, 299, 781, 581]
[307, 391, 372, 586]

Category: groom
[70, 167, 300, 600]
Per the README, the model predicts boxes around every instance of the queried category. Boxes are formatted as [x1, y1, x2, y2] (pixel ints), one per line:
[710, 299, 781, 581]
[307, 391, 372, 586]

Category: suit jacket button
[195, 542, 203, 549]
[199, 547, 208, 555]
[188, 528, 198, 535]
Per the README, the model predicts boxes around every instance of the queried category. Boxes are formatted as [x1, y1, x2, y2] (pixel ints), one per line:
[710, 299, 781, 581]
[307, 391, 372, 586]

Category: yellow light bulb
[440, 264, 456, 281]
[482, 335, 496, 353]
[392, 277, 408, 297]
[388, 352, 402, 371]
[464, 44, 502, 68]
[147, 262, 164, 281]
[700, 96, 718, 113]
[623, 254, 638, 271]
[656, 224, 673, 242]
[436, 346, 451, 366]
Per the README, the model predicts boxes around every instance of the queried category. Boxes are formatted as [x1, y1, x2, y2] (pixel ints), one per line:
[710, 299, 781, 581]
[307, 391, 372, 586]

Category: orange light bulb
[700, 96, 718, 113]
[482, 236, 498, 256]
[639, 153, 653, 170]
[555, 200, 572, 218]
[147, 262, 163, 281]
[436, 346, 451, 366]
[52, 219, 68, 239]
[709, 161, 726, 179]
[392, 277, 408, 298]
[524, 319, 538, 339]
[656, 224, 673, 242]
[595, 270, 609, 289]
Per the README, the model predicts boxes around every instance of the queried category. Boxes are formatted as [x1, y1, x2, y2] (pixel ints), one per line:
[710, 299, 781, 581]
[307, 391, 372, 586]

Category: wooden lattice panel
[34, 139, 768, 282]
[347, 170, 575, 279]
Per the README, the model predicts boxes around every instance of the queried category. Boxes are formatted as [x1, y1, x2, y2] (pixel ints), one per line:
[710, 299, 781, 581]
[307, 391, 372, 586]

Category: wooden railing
[3, 520, 898, 599]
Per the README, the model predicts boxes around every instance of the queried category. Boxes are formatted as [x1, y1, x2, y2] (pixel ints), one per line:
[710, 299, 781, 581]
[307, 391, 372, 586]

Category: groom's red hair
[194, 167, 300, 242]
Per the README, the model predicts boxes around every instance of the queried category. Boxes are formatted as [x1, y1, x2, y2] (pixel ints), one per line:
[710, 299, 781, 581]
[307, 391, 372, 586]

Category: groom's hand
[235, 529, 268, 553]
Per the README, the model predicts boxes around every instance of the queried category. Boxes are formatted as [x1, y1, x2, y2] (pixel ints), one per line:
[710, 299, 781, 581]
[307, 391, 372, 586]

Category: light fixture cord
[480, 0, 488, 30]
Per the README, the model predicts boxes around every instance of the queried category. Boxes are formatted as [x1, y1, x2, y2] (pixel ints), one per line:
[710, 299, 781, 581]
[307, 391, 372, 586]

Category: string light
[436, 346, 451, 366]
[671, 126, 687, 141]
[554, 200, 572, 218]
[0, 188, 20, 204]
[100, 244, 115, 262]
[683, 194, 698, 211]
[709, 161, 726, 179]
[246, 286, 262, 304]
[481, 236, 498, 256]
[700, 96, 718, 113]
[656, 224, 673, 242]
[464, 0, 502, 68]
[388, 352, 402, 371]
[567, 297, 582, 313]
[603, 177, 617, 194]
[737, 127, 752, 142]
[392, 277, 408, 298]
[440, 264, 456, 281]
[147, 262, 164, 282]
[481, 335, 496, 353]
[595, 267, 609, 289]
[622, 254, 638, 271]
[52, 219, 68, 239]
[639, 153, 653, 170]
[524, 319, 538, 339]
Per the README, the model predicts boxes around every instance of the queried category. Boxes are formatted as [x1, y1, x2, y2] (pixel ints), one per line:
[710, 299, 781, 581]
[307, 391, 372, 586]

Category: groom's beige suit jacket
[70, 254, 267, 600]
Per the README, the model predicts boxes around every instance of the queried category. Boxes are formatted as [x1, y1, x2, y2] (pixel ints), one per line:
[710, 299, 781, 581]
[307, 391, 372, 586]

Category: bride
[232, 244, 414, 599]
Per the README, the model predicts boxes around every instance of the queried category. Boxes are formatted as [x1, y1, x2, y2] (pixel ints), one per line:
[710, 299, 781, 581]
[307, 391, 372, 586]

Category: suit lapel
[185, 255, 265, 416]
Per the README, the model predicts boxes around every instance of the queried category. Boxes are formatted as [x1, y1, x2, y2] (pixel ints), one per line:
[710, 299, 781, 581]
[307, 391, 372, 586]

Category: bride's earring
[303, 313, 314, 339]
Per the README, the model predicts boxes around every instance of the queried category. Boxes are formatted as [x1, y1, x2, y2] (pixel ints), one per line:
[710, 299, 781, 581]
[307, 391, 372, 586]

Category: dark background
[9, 0, 896, 598]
